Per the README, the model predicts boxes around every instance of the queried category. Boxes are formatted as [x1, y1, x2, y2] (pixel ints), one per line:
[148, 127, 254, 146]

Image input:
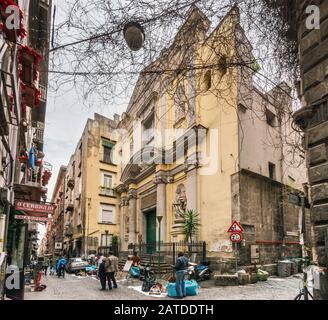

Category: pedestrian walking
[56, 256, 67, 278]
[105, 251, 119, 290]
[33, 259, 44, 291]
[49, 257, 56, 275]
[43, 257, 50, 276]
[98, 258, 107, 291]
[175, 252, 189, 299]
[131, 251, 141, 267]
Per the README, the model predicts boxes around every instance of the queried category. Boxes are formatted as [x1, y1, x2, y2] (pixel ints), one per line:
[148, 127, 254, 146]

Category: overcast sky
[38, 0, 129, 243]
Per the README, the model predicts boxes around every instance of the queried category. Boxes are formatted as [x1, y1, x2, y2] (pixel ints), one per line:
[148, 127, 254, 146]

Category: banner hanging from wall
[14, 215, 51, 222]
[15, 200, 55, 216]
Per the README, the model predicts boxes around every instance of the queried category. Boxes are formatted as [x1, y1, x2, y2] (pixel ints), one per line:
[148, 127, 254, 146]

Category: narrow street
[25, 273, 307, 300]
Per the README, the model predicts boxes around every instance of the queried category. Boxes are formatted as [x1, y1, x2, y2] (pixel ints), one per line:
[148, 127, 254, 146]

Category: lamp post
[123, 22, 145, 51]
[105, 230, 109, 256]
[157, 215, 163, 274]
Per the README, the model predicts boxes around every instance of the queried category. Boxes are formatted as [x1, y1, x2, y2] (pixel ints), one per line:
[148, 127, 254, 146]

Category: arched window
[217, 56, 227, 81]
[203, 70, 212, 91]
[174, 85, 186, 123]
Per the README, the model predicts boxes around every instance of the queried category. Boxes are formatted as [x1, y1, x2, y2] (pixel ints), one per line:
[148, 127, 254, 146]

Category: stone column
[128, 189, 137, 245]
[153, 172, 171, 243]
[120, 196, 128, 251]
[185, 153, 199, 212]
[185, 153, 200, 241]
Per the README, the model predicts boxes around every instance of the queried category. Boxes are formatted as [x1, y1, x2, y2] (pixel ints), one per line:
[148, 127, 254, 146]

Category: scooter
[187, 261, 212, 281]
[139, 264, 155, 281]
[141, 264, 157, 292]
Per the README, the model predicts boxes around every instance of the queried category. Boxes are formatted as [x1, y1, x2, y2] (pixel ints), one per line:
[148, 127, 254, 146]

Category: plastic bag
[130, 266, 140, 278]
[257, 269, 269, 281]
[166, 283, 178, 297]
[185, 280, 199, 296]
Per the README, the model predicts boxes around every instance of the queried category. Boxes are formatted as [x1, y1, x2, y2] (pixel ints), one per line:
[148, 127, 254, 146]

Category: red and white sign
[15, 215, 51, 222]
[227, 220, 244, 233]
[230, 232, 243, 243]
[15, 201, 55, 215]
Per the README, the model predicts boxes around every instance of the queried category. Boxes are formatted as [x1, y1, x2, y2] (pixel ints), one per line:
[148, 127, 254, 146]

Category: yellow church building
[56, 6, 309, 268]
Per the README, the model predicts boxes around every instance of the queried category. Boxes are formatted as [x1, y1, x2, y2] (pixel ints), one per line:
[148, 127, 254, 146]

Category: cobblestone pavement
[24, 273, 310, 300]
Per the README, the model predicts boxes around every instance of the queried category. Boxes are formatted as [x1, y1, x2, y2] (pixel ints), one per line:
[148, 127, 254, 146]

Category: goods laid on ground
[256, 269, 269, 281]
[116, 271, 126, 280]
[186, 280, 199, 296]
[250, 273, 258, 284]
[149, 283, 167, 295]
[166, 280, 199, 297]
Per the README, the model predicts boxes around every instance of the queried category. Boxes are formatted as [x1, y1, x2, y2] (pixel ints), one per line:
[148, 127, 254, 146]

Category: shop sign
[14, 215, 51, 222]
[15, 201, 54, 215]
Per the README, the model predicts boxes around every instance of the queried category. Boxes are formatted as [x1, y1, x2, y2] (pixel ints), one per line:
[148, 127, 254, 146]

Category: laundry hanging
[29, 146, 36, 170]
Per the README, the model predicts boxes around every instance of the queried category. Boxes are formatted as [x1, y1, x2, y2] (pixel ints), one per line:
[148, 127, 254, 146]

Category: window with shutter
[100, 204, 116, 224]
[103, 173, 113, 188]
[103, 146, 113, 163]
[101, 234, 113, 247]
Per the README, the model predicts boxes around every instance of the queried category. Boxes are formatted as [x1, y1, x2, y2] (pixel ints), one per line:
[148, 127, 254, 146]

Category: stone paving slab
[24, 273, 309, 300]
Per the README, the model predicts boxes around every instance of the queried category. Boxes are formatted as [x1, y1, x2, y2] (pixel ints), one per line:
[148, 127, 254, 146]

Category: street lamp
[123, 22, 145, 51]
[157, 215, 163, 274]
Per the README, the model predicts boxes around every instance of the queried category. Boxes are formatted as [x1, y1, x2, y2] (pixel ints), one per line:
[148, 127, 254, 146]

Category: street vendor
[131, 251, 141, 267]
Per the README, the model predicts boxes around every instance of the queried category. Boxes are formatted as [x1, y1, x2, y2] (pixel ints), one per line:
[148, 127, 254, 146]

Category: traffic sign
[230, 232, 243, 243]
[227, 220, 244, 233]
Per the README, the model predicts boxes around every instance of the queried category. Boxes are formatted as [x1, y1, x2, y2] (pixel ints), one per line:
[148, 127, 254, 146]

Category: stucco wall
[232, 169, 310, 265]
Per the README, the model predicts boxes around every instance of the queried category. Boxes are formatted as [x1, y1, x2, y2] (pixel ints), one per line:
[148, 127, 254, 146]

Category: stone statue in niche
[173, 184, 187, 219]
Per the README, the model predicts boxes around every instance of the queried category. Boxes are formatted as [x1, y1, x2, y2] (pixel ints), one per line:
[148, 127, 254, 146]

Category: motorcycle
[187, 261, 212, 281]
[140, 264, 157, 292]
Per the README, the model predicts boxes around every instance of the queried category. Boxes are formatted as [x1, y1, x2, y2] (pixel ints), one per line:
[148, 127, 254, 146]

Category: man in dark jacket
[175, 252, 189, 299]
[106, 251, 119, 289]
[56, 257, 67, 278]
[98, 258, 107, 290]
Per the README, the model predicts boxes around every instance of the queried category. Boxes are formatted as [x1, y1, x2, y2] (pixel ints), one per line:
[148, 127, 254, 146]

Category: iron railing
[98, 245, 119, 257]
[129, 241, 207, 264]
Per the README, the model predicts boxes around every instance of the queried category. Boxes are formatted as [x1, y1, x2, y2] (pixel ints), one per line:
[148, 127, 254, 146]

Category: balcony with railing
[99, 186, 116, 197]
[32, 121, 45, 148]
[14, 155, 52, 202]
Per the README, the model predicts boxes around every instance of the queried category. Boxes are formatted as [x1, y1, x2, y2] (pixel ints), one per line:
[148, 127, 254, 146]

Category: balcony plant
[35, 159, 42, 167]
[20, 82, 35, 107]
[18, 46, 42, 108]
[42, 170, 52, 186]
[37, 151, 45, 159]
[18, 149, 28, 164]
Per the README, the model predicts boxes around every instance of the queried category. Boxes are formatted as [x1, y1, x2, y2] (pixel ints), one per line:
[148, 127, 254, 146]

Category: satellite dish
[123, 22, 145, 51]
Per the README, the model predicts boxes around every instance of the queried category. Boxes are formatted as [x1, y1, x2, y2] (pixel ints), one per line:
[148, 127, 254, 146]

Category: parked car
[66, 258, 89, 273]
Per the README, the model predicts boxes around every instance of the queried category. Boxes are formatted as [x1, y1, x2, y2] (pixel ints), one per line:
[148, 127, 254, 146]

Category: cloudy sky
[38, 1, 129, 241]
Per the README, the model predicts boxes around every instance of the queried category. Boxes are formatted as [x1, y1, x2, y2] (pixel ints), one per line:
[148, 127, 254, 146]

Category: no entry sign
[230, 232, 243, 243]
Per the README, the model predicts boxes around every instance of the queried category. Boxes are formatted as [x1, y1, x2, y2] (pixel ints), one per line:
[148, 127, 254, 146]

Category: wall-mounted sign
[55, 242, 63, 250]
[15, 215, 51, 222]
[15, 201, 55, 215]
